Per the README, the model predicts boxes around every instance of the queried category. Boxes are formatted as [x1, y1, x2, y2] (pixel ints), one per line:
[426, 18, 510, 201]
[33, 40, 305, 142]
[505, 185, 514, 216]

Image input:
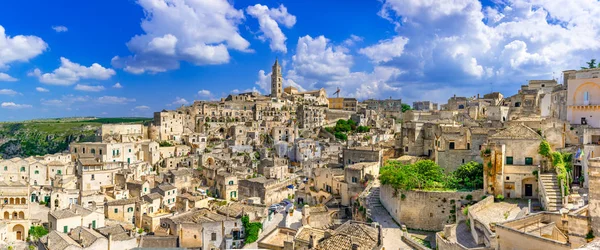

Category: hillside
[0, 117, 152, 158]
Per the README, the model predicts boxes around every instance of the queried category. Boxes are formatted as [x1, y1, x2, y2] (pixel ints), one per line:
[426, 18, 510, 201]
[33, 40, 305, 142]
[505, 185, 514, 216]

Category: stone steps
[540, 173, 562, 211]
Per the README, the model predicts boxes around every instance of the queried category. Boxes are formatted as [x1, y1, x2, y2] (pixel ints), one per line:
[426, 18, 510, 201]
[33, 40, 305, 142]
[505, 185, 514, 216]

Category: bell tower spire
[271, 59, 282, 99]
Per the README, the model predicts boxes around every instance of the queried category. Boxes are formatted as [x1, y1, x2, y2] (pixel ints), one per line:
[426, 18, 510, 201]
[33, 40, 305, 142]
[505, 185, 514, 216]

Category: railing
[537, 165, 551, 211]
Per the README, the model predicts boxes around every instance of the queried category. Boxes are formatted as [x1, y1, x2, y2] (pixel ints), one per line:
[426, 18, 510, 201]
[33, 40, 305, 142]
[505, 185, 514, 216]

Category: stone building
[214, 172, 238, 201]
[154, 110, 185, 142]
[342, 146, 383, 167]
[413, 101, 438, 111]
[364, 98, 403, 118]
[160, 208, 243, 249]
[49, 204, 105, 233]
[153, 183, 178, 210]
[0, 180, 30, 241]
[271, 59, 283, 99]
[104, 198, 136, 224]
[328, 98, 358, 112]
[483, 124, 542, 200]
[567, 68, 600, 128]
[297, 105, 327, 129]
[238, 176, 295, 205]
[100, 123, 146, 142]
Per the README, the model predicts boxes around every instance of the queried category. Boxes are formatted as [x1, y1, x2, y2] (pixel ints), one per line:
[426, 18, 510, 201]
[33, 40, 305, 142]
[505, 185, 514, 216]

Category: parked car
[269, 204, 283, 213]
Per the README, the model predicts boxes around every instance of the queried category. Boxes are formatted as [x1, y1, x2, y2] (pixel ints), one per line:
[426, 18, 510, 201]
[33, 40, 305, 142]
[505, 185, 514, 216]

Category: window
[127, 207, 133, 212]
[20, 167, 25, 172]
[525, 157, 533, 165]
[74, 148, 78, 153]
[467, 143, 471, 150]
[114, 208, 118, 213]
[449, 142, 455, 150]
[352, 177, 358, 183]
[211, 233, 217, 241]
[228, 180, 234, 185]
[144, 188, 147, 192]
[57, 170, 62, 175]
[99, 149, 103, 155]
[64, 226, 68, 233]
[506, 157, 513, 165]
[91, 149, 95, 155]
[91, 174, 95, 180]
[3, 166, 6, 171]
[34, 170, 39, 174]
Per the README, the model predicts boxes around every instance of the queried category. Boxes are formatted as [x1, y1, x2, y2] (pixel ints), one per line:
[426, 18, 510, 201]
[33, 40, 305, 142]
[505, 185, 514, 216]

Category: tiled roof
[170, 208, 234, 224]
[143, 192, 163, 202]
[41, 231, 80, 250]
[106, 198, 137, 206]
[96, 225, 133, 241]
[50, 204, 94, 219]
[156, 183, 177, 192]
[139, 236, 179, 248]
[295, 226, 326, 243]
[69, 226, 104, 248]
[317, 221, 379, 250]
[489, 124, 542, 140]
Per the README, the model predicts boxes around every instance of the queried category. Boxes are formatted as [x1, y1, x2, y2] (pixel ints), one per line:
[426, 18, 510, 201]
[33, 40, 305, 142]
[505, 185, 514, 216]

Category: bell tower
[271, 59, 282, 98]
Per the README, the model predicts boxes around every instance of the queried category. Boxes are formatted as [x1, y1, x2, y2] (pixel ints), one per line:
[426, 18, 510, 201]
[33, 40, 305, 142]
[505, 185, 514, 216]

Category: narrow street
[368, 182, 414, 250]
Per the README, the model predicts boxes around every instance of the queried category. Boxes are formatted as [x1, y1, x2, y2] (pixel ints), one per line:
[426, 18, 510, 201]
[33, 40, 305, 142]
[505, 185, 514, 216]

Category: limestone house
[40, 227, 107, 250]
[483, 124, 543, 200]
[214, 171, 238, 201]
[125, 180, 151, 198]
[164, 168, 195, 192]
[153, 183, 178, 209]
[434, 125, 481, 172]
[342, 146, 383, 167]
[294, 226, 326, 249]
[49, 204, 105, 233]
[257, 227, 297, 250]
[0, 180, 30, 241]
[104, 198, 136, 224]
[159, 208, 243, 249]
[301, 205, 335, 229]
[95, 225, 137, 249]
[364, 98, 403, 118]
[153, 110, 184, 142]
[238, 176, 295, 206]
[413, 101, 439, 111]
[100, 123, 146, 143]
[297, 105, 327, 129]
[175, 192, 210, 213]
[345, 162, 379, 205]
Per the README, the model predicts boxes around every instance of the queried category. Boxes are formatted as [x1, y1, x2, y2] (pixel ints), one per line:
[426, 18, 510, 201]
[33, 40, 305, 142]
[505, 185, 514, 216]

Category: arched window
[127, 207, 133, 212]
[20, 167, 25, 172]
[82, 148, 86, 154]
[91, 149, 96, 155]
[584, 91, 590, 105]
[458, 104, 465, 109]
[228, 181, 234, 185]
[515, 102, 521, 107]
[34, 170, 39, 174]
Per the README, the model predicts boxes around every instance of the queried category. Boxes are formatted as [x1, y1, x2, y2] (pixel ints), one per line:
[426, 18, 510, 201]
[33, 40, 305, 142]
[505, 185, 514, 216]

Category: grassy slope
[0, 117, 152, 158]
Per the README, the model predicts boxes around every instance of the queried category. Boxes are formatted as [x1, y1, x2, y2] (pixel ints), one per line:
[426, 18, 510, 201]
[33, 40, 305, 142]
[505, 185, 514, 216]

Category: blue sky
[0, 0, 598, 121]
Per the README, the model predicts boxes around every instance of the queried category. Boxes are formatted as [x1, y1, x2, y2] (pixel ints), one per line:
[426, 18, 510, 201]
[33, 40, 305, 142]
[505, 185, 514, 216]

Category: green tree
[582, 59, 597, 69]
[242, 215, 262, 244]
[401, 103, 412, 113]
[28, 225, 49, 242]
[452, 161, 484, 190]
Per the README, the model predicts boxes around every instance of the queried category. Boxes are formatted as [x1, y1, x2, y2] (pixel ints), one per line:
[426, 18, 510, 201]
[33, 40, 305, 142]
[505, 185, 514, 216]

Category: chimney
[308, 233, 316, 249]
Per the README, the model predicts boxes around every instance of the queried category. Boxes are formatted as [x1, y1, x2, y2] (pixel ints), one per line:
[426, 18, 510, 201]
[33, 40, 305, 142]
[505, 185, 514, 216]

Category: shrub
[28, 225, 49, 241]
[462, 206, 469, 216]
[242, 215, 262, 244]
[159, 141, 173, 147]
[495, 194, 504, 201]
[587, 230, 595, 240]
[538, 140, 551, 158]
[334, 132, 348, 141]
[481, 195, 487, 200]
[400, 193, 406, 200]
[465, 194, 473, 201]
[356, 126, 371, 133]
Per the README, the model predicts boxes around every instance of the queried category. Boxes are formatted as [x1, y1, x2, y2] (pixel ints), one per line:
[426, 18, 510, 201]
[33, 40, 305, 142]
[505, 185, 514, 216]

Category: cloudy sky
[0, 0, 598, 121]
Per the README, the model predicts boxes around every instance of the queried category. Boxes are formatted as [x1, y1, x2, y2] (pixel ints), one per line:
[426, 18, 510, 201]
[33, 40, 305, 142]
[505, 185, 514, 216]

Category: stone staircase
[540, 173, 562, 211]
[365, 181, 383, 219]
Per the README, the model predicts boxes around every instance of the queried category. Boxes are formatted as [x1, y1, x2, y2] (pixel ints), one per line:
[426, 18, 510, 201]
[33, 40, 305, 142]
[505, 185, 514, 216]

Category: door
[525, 184, 533, 197]
[16, 231, 21, 241]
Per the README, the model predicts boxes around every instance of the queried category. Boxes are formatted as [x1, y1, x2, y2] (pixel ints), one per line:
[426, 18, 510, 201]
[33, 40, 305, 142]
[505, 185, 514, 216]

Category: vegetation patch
[379, 159, 483, 191]
[242, 215, 263, 244]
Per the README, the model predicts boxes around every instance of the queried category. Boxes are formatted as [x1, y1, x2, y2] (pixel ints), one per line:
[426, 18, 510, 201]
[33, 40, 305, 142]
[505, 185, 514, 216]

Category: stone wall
[589, 157, 600, 235]
[380, 184, 484, 231]
[436, 149, 480, 172]
[435, 232, 492, 250]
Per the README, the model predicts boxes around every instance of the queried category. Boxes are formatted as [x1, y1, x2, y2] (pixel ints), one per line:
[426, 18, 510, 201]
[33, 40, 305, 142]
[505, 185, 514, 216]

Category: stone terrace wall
[380, 184, 484, 231]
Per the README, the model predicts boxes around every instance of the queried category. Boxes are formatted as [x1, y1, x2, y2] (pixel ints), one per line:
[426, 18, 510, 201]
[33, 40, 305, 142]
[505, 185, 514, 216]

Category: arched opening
[21, 198, 25, 204]
[458, 104, 465, 109]
[12, 212, 17, 219]
[54, 199, 59, 208]
[15, 198, 20, 205]
[9, 198, 14, 204]
[514, 102, 521, 107]
[12, 224, 24, 241]
[18, 211, 24, 219]
[3, 212, 8, 219]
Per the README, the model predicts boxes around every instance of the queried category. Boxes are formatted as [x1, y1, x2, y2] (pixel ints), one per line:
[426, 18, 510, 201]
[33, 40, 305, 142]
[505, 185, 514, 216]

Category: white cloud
[52, 26, 68, 32]
[0, 73, 17, 82]
[289, 35, 353, 84]
[1, 102, 31, 109]
[36, 87, 49, 92]
[96, 96, 135, 104]
[370, 0, 600, 102]
[171, 97, 189, 106]
[30, 57, 116, 85]
[41, 99, 63, 106]
[0, 25, 47, 69]
[247, 4, 296, 53]
[255, 70, 271, 92]
[359, 36, 409, 63]
[342, 35, 363, 47]
[0, 89, 18, 95]
[74, 84, 105, 92]
[112, 82, 123, 88]
[197, 89, 211, 97]
[112, 0, 251, 74]
[132, 105, 150, 111]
